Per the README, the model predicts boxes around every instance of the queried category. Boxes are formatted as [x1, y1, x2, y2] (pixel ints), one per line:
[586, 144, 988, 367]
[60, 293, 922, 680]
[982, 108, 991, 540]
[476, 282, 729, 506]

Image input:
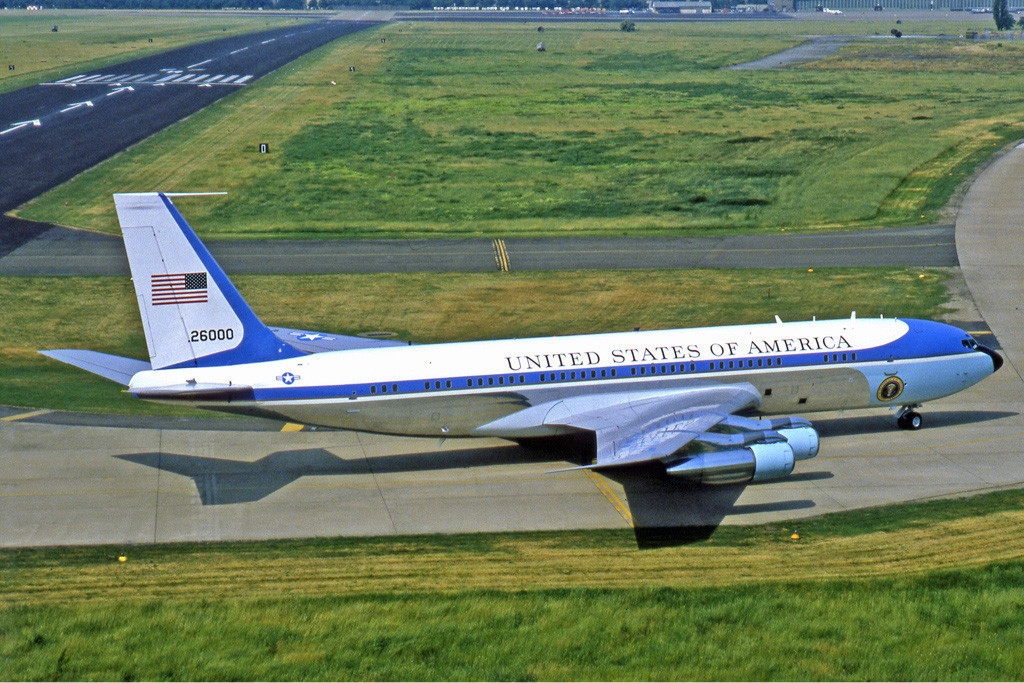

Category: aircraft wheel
[897, 411, 923, 430]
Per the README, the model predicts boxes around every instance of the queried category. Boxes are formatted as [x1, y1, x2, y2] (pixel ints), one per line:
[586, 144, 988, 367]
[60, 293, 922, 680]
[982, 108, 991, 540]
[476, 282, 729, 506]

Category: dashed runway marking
[42, 72, 254, 88]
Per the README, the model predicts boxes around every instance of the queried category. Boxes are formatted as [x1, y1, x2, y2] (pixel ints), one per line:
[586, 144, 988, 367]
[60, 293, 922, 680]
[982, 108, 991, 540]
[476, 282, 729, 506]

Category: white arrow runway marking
[0, 119, 41, 136]
[59, 100, 94, 113]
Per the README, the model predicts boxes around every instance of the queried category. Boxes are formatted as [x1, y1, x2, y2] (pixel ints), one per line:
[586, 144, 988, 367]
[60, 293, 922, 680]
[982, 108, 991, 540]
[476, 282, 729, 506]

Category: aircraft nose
[979, 344, 1003, 373]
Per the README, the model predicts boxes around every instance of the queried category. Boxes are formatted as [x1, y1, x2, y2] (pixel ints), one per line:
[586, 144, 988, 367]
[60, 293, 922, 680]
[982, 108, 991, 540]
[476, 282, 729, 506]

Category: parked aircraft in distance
[42, 193, 1002, 485]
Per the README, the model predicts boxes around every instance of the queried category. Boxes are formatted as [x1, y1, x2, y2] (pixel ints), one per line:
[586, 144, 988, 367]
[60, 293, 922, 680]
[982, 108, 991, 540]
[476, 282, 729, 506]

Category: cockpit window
[962, 337, 979, 350]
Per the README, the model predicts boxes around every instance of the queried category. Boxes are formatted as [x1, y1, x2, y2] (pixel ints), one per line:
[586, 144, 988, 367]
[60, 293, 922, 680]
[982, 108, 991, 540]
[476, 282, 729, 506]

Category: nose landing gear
[897, 405, 923, 430]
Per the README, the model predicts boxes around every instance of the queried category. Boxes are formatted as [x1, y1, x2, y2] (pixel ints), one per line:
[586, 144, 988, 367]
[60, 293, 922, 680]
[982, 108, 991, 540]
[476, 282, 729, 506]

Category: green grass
[4, 576, 1024, 680]
[17, 19, 1024, 239]
[3, 488, 1024, 680]
[0, 10, 310, 95]
[0, 267, 949, 413]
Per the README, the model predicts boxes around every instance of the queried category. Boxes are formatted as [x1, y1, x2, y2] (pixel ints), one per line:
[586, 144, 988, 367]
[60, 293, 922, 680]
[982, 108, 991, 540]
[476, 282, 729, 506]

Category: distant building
[650, 1, 714, 13]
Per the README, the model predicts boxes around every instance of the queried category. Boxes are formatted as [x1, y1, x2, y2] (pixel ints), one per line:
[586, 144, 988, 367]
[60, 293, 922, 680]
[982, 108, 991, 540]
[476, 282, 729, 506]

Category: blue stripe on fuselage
[205, 319, 978, 404]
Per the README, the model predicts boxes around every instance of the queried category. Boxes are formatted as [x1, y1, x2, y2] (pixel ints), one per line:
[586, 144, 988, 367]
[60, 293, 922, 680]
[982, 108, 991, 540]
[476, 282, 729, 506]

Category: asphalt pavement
[0, 19, 378, 215]
[0, 222, 957, 275]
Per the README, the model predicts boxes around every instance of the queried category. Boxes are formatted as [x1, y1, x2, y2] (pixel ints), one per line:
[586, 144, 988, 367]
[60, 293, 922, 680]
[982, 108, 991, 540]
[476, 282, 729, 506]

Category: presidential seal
[877, 376, 904, 402]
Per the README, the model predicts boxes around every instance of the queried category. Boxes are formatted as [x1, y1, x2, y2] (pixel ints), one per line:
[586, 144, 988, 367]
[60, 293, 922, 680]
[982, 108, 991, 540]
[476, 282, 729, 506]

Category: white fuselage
[128, 317, 997, 438]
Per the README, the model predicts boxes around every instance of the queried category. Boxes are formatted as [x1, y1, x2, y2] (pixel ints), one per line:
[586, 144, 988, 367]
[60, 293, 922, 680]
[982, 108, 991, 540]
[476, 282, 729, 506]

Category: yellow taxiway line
[492, 239, 510, 272]
[1, 409, 53, 423]
[585, 470, 634, 528]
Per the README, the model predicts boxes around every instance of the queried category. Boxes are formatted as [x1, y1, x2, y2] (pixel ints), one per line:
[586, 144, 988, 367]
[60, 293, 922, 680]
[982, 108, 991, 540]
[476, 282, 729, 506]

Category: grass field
[0, 267, 949, 414]
[0, 10, 308, 94]
[3, 488, 1024, 680]
[17, 17, 1024, 239]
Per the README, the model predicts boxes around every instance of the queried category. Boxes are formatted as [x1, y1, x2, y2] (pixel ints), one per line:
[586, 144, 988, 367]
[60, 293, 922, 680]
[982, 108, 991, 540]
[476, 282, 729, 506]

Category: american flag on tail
[151, 272, 208, 306]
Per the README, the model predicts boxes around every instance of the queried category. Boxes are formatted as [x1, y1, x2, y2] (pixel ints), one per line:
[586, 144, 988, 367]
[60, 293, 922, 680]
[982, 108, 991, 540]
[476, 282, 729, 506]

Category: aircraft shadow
[812, 410, 1016, 438]
[600, 465, 817, 548]
[117, 449, 363, 506]
[115, 443, 543, 506]
[117, 445, 816, 546]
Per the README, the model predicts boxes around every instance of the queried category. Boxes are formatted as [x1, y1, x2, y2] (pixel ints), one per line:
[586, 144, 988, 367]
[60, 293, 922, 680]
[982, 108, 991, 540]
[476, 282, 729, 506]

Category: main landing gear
[897, 405, 923, 430]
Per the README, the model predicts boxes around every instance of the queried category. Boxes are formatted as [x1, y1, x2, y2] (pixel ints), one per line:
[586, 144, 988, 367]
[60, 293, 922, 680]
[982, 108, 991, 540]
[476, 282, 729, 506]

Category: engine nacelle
[774, 425, 819, 461]
[666, 442, 796, 485]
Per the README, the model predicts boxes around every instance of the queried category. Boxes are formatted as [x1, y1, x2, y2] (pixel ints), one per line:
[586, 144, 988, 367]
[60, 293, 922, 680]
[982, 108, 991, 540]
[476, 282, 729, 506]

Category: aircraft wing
[547, 384, 763, 469]
[270, 326, 408, 354]
[474, 382, 765, 468]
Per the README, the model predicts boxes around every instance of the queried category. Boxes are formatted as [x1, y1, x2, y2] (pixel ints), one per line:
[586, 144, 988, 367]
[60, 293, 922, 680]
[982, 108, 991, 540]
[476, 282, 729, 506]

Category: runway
[0, 19, 378, 215]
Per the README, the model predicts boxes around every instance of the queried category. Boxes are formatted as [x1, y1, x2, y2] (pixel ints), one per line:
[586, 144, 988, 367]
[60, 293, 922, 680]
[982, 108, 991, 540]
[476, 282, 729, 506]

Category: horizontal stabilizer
[39, 350, 150, 386]
[269, 327, 408, 354]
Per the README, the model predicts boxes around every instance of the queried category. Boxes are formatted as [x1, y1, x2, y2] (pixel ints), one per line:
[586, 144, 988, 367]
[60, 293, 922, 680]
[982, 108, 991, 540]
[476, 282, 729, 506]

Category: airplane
[41, 192, 1002, 485]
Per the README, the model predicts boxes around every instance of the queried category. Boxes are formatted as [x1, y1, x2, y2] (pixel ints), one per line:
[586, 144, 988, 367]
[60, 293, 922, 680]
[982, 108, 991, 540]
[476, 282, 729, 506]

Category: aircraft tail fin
[114, 192, 302, 370]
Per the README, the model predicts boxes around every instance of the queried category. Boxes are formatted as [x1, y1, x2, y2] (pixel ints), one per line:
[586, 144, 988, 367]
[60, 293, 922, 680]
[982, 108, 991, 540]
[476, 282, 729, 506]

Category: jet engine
[665, 424, 819, 485]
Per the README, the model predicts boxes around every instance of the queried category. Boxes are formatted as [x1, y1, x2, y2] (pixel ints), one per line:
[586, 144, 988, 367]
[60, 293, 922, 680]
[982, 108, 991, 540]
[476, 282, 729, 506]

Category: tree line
[4, 0, 650, 7]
